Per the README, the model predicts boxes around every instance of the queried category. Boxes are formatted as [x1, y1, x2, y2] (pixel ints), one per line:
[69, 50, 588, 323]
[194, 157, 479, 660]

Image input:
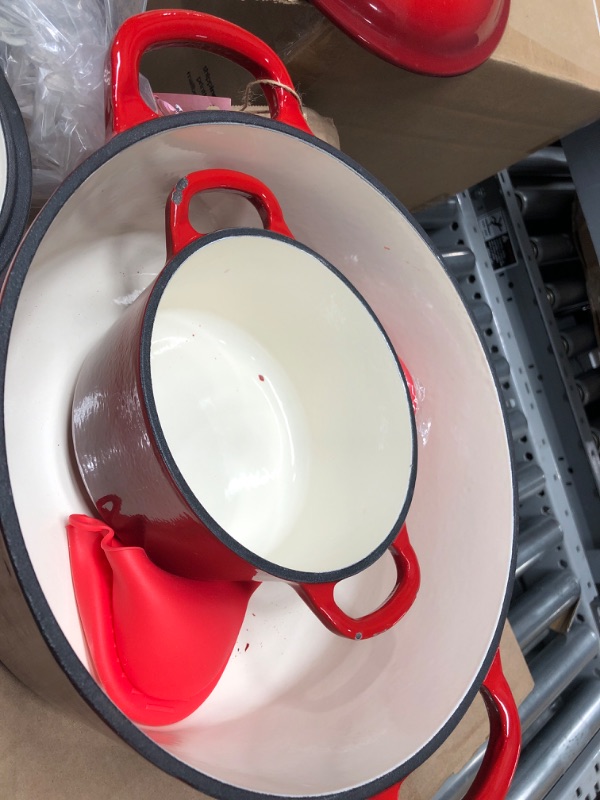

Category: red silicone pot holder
[66, 514, 257, 726]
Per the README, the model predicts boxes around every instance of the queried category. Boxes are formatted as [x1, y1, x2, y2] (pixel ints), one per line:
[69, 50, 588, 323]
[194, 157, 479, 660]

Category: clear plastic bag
[0, 0, 147, 203]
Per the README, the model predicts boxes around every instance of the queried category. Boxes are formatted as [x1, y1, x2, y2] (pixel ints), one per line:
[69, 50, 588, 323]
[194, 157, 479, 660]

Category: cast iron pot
[0, 10, 519, 800]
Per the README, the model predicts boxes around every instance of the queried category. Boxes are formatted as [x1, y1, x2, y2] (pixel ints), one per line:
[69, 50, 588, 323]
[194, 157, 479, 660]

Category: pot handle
[461, 650, 521, 800]
[295, 525, 420, 640]
[166, 169, 293, 258]
[297, 362, 419, 641]
[371, 650, 521, 800]
[110, 9, 311, 136]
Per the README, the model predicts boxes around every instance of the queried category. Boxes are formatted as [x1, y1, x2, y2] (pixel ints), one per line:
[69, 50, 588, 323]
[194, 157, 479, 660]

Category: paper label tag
[477, 208, 518, 269]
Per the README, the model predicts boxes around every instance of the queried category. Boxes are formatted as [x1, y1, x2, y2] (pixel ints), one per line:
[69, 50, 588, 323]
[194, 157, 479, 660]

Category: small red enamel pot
[71, 168, 419, 641]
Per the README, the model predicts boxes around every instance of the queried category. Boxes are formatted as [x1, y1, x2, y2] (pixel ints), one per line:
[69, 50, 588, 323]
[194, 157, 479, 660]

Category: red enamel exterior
[110, 10, 311, 136]
[309, 0, 511, 76]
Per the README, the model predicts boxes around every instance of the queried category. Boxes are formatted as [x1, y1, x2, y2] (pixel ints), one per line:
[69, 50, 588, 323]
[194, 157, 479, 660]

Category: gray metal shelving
[414, 158, 600, 798]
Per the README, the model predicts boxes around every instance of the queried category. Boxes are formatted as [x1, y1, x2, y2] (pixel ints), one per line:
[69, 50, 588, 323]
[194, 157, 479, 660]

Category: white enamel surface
[4, 121, 513, 795]
[151, 236, 413, 571]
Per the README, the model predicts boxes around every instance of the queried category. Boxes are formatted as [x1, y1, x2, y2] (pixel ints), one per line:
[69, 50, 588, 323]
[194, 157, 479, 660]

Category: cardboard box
[0, 623, 532, 798]
[284, 0, 600, 209]
[145, 0, 600, 210]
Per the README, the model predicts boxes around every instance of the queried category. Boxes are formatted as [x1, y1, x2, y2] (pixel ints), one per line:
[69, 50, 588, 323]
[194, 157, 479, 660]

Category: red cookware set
[0, 6, 518, 800]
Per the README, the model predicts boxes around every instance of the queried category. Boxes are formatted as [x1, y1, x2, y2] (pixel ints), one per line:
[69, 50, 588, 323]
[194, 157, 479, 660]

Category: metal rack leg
[507, 679, 600, 800]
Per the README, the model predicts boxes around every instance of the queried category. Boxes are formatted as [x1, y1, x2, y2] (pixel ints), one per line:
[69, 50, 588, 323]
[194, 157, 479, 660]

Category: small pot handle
[165, 169, 294, 258]
[370, 650, 521, 800]
[295, 525, 420, 640]
[110, 9, 311, 136]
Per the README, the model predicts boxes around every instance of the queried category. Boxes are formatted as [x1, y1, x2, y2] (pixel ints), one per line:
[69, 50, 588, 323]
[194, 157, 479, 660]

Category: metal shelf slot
[543, 728, 600, 800]
[516, 517, 563, 579]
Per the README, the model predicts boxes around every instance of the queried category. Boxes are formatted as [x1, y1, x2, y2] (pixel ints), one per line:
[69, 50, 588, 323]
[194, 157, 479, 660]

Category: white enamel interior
[151, 235, 413, 572]
[4, 120, 513, 796]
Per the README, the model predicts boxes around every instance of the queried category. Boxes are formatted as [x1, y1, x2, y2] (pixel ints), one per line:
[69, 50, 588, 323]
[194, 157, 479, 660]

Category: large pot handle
[110, 9, 311, 136]
[461, 650, 521, 800]
[166, 169, 294, 258]
[372, 650, 521, 800]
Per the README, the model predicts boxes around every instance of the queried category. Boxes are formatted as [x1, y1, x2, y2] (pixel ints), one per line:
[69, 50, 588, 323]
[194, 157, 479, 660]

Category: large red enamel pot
[0, 9, 519, 800]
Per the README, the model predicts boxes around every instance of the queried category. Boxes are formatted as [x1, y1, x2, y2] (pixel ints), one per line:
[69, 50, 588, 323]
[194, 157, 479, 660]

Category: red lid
[310, 0, 511, 75]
